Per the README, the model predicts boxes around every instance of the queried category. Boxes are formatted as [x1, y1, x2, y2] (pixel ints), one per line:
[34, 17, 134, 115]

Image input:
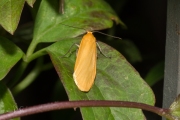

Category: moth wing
[73, 32, 96, 92]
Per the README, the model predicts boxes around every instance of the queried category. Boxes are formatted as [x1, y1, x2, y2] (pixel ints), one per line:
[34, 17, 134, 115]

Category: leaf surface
[26, 0, 36, 7]
[0, 0, 25, 34]
[0, 81, 19, 120]
[47, 37, 155, 120]
[0, 37, 24, 80]
[32, 0, 124, 44]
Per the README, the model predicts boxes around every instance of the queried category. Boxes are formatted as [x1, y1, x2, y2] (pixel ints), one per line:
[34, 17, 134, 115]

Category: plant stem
[8, 61, 28, 88]
[0, 100, 174, 120]
[10, 44, 48, 88]
[12, 58, 43, 95]
[25, 47, 47, 63]
[26, 40, 37, 59]
[8, 40, 39, 88]
[12, 58, 53, 95]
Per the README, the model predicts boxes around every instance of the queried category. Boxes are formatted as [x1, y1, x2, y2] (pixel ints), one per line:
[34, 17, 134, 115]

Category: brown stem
[0, 100, 173, 120]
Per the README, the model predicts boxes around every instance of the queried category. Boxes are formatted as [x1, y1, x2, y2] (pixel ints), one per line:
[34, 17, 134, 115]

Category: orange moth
[61, 24, 120, 92]
[73, 31, 97, 92]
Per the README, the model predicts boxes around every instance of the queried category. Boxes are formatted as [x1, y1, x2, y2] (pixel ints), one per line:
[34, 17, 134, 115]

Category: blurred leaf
[0, 0, 25, 34]
[0, 37, 24, 80]
[145, 61, 164, 86]
[47, 37, 155, 120]
[170, 94, 180, 119]
[0, 81, 19, 120]
[26, 0, 36, 7]
[14, 23, 33, 42]
[32, 0, 125, 44]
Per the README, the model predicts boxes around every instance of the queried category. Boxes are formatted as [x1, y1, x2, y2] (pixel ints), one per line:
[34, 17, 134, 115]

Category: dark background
[14, 0, 167, 120]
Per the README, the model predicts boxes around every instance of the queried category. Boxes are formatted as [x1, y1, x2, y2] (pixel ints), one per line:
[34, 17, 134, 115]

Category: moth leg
[61, 43, 79, 58]
[96, 42, 111, 58]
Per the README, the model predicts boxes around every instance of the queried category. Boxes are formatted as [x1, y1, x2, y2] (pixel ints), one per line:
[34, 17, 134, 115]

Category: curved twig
[0, 100, 172, 120]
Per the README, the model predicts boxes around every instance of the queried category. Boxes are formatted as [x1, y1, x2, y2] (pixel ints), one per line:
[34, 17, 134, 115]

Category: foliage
[0, 0, 176, 120]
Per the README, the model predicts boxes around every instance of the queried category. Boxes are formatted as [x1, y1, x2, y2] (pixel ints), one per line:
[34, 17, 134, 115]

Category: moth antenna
[93, 31, 121, 40]
[60, 23, 121, 40]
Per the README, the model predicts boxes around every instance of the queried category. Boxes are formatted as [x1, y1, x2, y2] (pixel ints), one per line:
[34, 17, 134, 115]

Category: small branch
[0, 100, 172, 120]
[12, 58, 43, 95]
[26, 40, 38, 59]
[7, 61, 28, 88]
[25, 47, 47, 63]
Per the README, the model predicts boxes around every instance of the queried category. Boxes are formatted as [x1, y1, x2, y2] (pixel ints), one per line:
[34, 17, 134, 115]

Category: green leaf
[26, 0, 36, 7]
[33, 0, 124, 44]
[170, 95, 180, 119]
[47, 37, 155, 120]
[0, 81, 19, 120]
[107, 39, 142, 63]
[145, 61, 164, 86]
[0, 37, 24, 80]
[0, 0, 25, 34]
